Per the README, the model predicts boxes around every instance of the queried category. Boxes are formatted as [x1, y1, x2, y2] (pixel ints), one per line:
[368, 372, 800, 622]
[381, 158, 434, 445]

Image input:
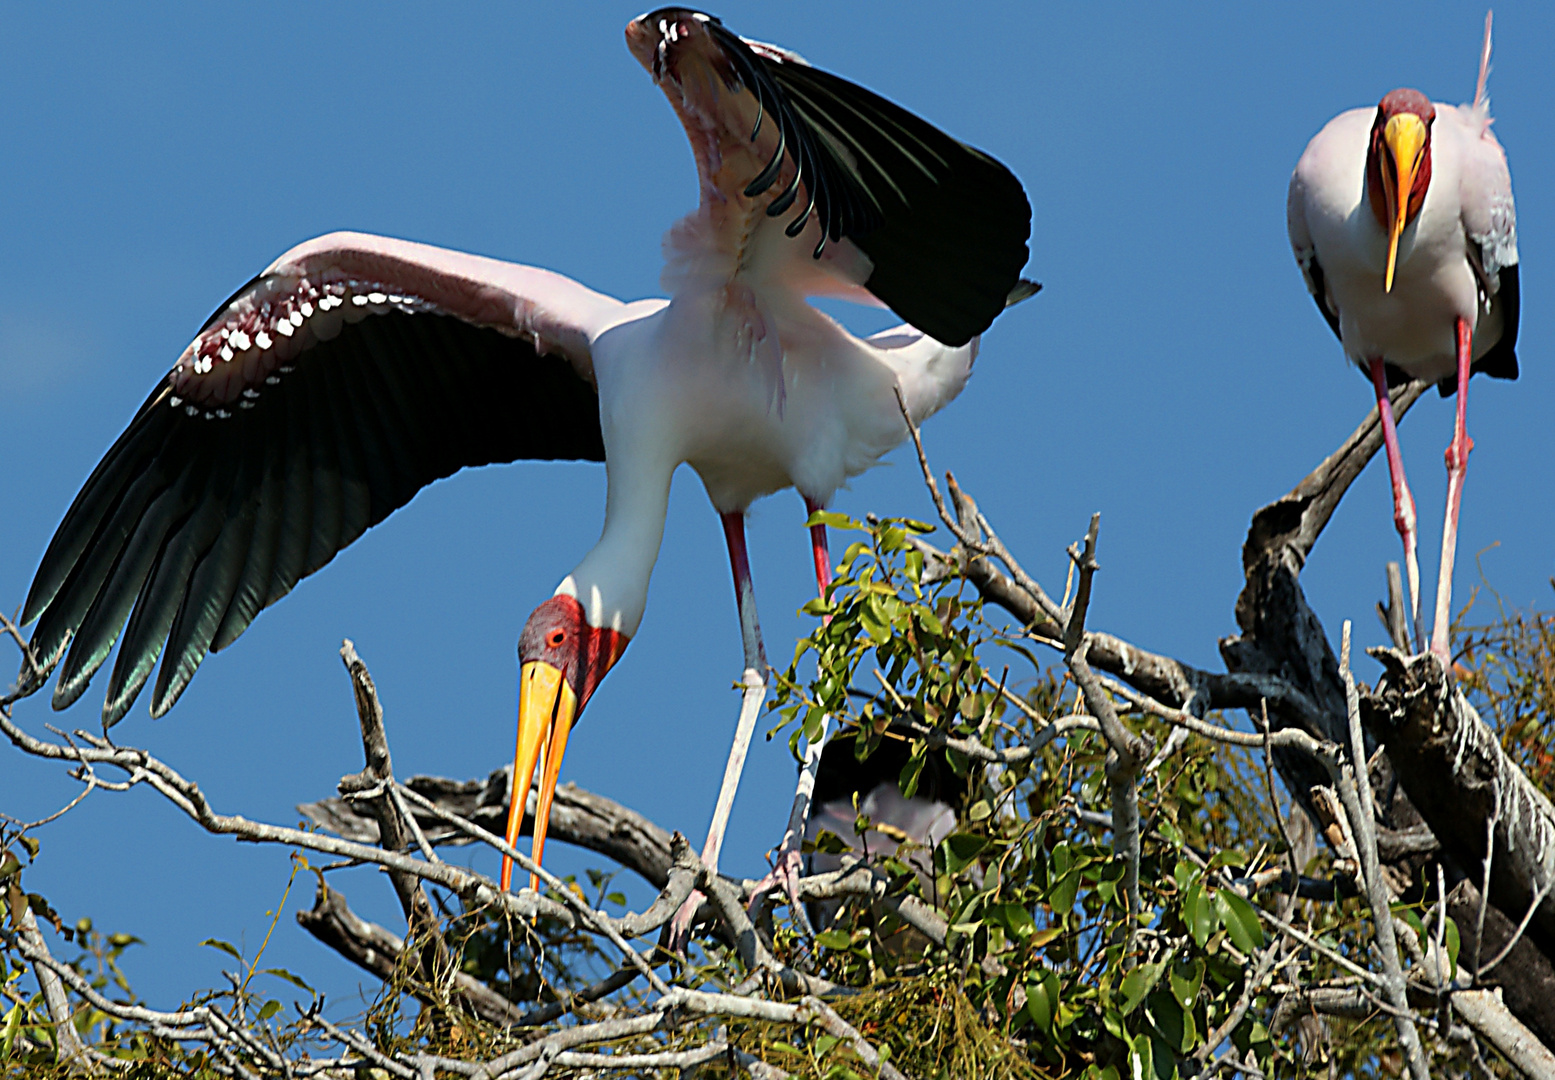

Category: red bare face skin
[1366, 88, 1435, 235]
[517, 595, 629, 717]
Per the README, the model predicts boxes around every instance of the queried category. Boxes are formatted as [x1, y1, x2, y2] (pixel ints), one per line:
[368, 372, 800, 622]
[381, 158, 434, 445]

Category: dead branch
[1337, 624, 1429, 1080]
[302, 767, 676, 889]
[336, 640, 455, 1010]
[295, 881, 527, 1026]
[1362, 650, 1555, 967]
[1444, 877, 1555, 1049]
[1451, 987, 1555, 1079]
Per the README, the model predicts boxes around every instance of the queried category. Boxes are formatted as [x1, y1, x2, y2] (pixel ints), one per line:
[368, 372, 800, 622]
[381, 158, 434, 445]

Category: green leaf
[859, 608, 891, 645]
[815, 929, 852, 951]
[1101, 1008, 1128, 1042]
[1146, 990, 1193, 1054]
[1025, 971, 1060, 1034]
[987, 902, 1036, 940]
[1184, 885, 1216, 948]
[1445, 918, 1461, 980]
[261, 968, 314, 993]
[806, 829, 851, 856]
[1120, 961, 1165, 1015]
[1213, 890, 1264, 953]
[16, 837, 38, 861]
[200, 938, 243, 960]
[1, 1001, 21, 1061]
[899, 747, 925, 799]
[0, 853, 19, 880]
[808, 510, 856, 530]
[1394, 903, 1426, 946]
[1050, 871, 1081, 916]
[1130, 1032, 1154, 1079]
[1169, 959, 1204, 1010]
[256, 1000, 282, 1022]
[1207, 849, 1247, 871]
[939, 833, 989, 875]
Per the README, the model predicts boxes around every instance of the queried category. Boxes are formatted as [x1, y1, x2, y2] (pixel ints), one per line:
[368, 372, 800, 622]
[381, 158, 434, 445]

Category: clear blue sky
[4, 2, 1552, 1011]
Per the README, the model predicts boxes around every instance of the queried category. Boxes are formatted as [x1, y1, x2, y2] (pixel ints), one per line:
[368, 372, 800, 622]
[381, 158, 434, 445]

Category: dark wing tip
[710, 24, 1032, 345]
[23, 306, 605, 725]
[1006, 279, 1043, 308]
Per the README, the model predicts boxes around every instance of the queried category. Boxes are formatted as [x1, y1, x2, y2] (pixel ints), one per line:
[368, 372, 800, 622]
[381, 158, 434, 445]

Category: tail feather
[1472, 10, 1493, 119]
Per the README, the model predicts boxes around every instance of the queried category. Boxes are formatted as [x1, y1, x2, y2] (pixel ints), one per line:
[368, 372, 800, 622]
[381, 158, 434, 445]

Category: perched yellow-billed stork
[17, 9, 1034, 903]
[1288, 13, 1517, 661]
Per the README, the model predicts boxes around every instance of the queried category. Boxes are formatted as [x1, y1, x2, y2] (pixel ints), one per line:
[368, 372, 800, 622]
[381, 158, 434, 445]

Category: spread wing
[21, 231, 623, 725]
[637, 10, 1032, 348]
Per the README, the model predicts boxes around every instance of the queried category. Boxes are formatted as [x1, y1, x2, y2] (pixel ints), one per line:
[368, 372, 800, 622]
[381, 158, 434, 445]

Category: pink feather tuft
[1471, 10, 1493, 123]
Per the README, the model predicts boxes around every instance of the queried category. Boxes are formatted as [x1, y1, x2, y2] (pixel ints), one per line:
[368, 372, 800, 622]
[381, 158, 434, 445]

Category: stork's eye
[547, 630, 566, 648]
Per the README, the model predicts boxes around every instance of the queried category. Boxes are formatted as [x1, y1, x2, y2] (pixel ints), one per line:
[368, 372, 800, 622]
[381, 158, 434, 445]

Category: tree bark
[301, 767, 677, 888]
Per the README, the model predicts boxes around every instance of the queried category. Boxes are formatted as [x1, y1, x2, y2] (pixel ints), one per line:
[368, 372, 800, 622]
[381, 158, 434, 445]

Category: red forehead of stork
[518, 595, 629, 710]
[1366, 88, 1435, 230]
[1377, 88, 1436, 122]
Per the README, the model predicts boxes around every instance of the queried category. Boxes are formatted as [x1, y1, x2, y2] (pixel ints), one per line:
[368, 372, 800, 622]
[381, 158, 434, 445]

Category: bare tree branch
[1362, 650, 1555, 966]
[337, 640, 455, 1011]
[1337, 623, 1430, 1080]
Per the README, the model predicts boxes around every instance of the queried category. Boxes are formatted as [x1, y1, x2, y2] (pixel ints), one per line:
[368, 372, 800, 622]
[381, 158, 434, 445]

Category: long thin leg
[700, 510, 769, 872]
[1430, 318, 1474, 662]
[748, 497, 835, 932]
[668, 510, 769, 950]
[1370, 358, 1425, 654]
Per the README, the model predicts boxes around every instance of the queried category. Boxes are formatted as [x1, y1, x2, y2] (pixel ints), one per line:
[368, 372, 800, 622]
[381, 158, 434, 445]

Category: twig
[1478, 865, 1550, 980]
[338, 640, 453, 1009]
[1258, 700, 1299, 885]
[392, 784, 674, 998]
[1338, 622, 1430, 1080]
[1473, 779, 1501, 983]
[894, 385, 1064, 624]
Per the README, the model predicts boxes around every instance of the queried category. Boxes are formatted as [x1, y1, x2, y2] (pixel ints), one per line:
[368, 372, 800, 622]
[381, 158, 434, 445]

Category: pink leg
[748, 497, 836, 934]
[668, 510, 770, 951]
[1370, 359, 1425, 654]
[806, 496, 834, 598]
[1430, 319, 1474, 662]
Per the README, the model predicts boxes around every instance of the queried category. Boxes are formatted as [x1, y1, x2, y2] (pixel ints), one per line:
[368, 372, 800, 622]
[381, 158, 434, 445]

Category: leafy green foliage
[7, 520, 1553, 1076]
[764, 514, 1305, 1076]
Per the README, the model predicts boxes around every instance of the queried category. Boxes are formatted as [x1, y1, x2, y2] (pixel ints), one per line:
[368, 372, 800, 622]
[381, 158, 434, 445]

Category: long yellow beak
[501, 660, 578, 892]
[1382, 112, 1427, 293]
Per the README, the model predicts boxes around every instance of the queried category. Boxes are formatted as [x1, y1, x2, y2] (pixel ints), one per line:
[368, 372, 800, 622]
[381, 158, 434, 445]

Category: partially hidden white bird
[1288, 12, 1517, 661]
[18, 9, 1035, 907]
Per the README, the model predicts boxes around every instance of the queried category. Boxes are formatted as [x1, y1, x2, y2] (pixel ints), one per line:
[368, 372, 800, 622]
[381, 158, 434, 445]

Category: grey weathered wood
[337, 641, 454, 1009]
[302, 767, 676, 889]
[1363, 650, 1555, 966]
[296, 881, 527, 1026]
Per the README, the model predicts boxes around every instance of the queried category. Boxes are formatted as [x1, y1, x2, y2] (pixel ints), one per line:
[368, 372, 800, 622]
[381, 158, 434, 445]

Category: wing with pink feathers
[22, 232, 621, 725]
